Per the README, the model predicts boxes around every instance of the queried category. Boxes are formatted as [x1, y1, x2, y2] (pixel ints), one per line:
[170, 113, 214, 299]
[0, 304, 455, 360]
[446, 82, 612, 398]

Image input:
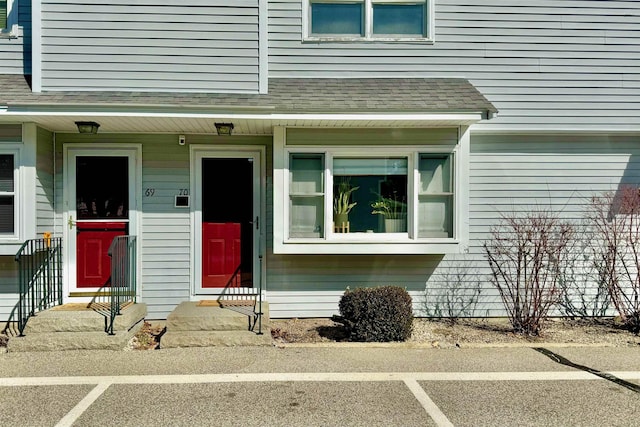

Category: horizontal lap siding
[40, 0, 260, 92]
[268, 0, 640, 130]
[425, 134, 640, 317]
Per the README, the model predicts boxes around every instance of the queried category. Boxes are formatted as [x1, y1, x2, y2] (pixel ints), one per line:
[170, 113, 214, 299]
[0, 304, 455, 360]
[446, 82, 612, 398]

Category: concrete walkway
[1, 346, 639, 426]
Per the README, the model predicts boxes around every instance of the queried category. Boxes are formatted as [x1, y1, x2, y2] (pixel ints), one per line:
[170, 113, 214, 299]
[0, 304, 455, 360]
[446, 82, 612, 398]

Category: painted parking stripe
[404, 379, 453, 427]
[0, 370, 632, 387]
[55, 382, 110, 427]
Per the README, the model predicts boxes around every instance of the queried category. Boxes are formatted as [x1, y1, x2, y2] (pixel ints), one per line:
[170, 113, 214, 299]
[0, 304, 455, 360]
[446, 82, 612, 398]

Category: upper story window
[0, 153, 17, 236]
[0, 0, 8, 30]
[0, 0, 18, 38]
[306, 0, 434, 42]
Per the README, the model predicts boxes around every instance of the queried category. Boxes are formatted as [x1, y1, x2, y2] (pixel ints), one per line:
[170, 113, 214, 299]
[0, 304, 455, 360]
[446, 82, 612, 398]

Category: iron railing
[105, 235, 137, 335]
[14, 237, 63, 336]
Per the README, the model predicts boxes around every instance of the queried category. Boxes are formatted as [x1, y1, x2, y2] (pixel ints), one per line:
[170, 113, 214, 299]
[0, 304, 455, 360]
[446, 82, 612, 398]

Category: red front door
[201, 158, 254, 290]
[76, 222, 127, 288]
[75, 156, 129, 288]
[202, 222, 241, 288]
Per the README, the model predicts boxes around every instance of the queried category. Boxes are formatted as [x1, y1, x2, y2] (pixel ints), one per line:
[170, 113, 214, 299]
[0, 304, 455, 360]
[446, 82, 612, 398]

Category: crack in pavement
[533, 347, 640, 394]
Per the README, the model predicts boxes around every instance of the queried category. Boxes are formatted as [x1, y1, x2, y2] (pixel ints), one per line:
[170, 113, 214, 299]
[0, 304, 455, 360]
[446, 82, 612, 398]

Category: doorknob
[68, 215, 76, 230]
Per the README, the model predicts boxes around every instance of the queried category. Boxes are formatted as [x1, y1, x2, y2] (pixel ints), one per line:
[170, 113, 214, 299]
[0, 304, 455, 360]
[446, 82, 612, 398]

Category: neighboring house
[0, 1, 638, 320]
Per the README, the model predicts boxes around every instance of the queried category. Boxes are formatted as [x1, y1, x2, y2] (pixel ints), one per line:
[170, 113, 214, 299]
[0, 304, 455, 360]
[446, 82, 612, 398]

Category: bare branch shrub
[556, 222, 611, 318]
[584, 187, 640, 333]
[423, 259, 485, 323]
[483, 208, 574, 335]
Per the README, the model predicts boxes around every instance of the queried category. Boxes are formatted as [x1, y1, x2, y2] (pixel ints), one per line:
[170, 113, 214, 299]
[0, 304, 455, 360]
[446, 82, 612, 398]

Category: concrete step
[7, 320, 144, 352]
[23, 303, 147, 334]
[161, 330, 272, 348]
[166, 301, 270, 332]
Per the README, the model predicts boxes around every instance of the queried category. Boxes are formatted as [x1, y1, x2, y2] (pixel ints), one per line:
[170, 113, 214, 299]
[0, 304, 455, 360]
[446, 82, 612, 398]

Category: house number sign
[144, 189, 189, 196]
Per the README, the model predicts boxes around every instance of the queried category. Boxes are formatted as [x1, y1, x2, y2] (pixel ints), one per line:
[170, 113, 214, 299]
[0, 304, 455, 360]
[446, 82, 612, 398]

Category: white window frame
[0, 148, 20, 241]
[303, 0, 434, 43]
[273, 127, 469, 255]
[0, 0, 19, 39]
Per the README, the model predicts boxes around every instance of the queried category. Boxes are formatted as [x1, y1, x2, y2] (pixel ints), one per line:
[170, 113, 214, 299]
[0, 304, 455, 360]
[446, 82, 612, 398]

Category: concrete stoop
[7, 303, 147, 352]
[161, 301, 272, 348]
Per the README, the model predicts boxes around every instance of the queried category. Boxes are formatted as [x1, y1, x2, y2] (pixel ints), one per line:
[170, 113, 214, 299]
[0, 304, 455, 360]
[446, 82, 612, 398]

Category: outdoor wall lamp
[214, 122, 234, 136]
[75, 121, 100, 134]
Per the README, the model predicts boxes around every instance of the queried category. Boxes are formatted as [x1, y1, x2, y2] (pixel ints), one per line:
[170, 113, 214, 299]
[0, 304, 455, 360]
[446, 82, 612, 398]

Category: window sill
[274, 239, 463, 255]
[0, 240, 23, 256]
[303, 36, 433, 44]
[0, 25, 19, 39]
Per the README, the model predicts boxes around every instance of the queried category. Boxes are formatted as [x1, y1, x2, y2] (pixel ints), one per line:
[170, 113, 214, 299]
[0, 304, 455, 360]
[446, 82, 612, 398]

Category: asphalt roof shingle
[0, 74, 497, 115]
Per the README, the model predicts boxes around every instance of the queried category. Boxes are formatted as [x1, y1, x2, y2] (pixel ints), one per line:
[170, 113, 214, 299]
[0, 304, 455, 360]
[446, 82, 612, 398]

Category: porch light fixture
[75, 121, 100, 134]
[214, 122, 234, 136]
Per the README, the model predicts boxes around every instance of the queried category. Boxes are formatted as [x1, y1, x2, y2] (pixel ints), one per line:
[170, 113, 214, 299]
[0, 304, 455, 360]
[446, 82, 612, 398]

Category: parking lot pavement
[0, 346, 639, 426]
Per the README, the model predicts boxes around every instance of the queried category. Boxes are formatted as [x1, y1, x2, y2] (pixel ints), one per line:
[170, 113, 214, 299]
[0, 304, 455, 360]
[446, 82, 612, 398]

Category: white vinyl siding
[40, 0, 260, 92]
[269, 0, 640, 131]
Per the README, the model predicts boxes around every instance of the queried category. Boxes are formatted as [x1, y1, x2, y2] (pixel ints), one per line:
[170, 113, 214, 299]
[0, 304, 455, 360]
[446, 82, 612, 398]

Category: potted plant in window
[333, 180, 359, 233]
[371, 193, 407, 232]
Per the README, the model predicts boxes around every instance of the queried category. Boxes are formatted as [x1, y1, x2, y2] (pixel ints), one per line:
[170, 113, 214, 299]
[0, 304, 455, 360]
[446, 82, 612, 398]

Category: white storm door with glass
[65, 147, 138, 292]
[194, 150, 261, 294]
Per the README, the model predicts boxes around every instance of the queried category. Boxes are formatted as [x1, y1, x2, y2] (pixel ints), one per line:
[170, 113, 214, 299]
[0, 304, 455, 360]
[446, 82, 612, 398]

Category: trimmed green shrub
[334, 286, 413, 342]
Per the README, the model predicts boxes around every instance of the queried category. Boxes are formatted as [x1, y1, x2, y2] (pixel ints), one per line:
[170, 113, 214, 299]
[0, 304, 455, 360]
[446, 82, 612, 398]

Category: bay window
[286, 149, 457, 245]
[306, 0, 434, 41]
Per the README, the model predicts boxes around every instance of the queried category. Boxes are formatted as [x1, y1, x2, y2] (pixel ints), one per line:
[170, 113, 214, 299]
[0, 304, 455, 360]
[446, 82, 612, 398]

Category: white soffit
[0, 112, 483, 134]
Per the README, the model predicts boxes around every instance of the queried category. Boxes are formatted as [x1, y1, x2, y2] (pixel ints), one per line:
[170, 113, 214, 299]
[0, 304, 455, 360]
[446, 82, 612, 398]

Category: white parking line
[54, 382, 111, 427]
[404, 379, 453, 427]
[0, 370, 616, 386]
[3, 371, 638, 427]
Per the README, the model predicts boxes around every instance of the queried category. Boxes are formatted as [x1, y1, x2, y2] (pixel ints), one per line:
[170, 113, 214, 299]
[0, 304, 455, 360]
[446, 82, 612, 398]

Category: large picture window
[307, 0, 432, 41]
[287, 150, 454, 242]
[0, 154, 16, 235]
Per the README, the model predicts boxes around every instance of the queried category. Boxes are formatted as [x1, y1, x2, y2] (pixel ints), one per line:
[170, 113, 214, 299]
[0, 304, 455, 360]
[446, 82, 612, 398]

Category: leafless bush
[584, 187, 640, 333]
[483, 208, 574, 335]
[423, 259, 485, 323]
[556, 223, 611, 318]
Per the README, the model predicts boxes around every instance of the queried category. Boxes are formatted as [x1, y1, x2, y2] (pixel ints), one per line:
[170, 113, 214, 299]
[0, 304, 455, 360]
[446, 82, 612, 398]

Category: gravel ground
[270, 317, 640, 348]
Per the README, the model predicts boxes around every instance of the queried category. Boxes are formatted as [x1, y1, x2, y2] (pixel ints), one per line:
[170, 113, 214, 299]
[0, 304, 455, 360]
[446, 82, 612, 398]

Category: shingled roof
[0, 75, 497, 116]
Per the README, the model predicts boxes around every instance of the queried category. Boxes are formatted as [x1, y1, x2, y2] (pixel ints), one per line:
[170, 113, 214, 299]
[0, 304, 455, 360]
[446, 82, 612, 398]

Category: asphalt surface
[0, 345, 639, 426]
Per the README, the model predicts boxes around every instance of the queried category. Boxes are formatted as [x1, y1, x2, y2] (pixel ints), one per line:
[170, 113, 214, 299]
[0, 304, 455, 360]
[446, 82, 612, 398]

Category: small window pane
[0, 154, 14, 193]
[419, 155, 451, 193]
[0, 196, 14, 234]
[290, 196, 324, 238]
[418, 195, 452, 238]
[334, 157, 407, 233]
[290, 154, 325, 238]
[311, 2, 363, 35]
[373, 4, 425, 35]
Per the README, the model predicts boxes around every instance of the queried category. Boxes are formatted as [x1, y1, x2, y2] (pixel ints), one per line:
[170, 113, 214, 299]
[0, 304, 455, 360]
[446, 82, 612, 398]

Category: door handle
[68, 216, 76, 230]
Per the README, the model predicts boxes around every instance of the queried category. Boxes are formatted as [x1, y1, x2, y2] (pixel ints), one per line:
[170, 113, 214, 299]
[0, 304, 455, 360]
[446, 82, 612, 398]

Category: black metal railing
[14, 237, 63, 336]
[105, 235, 137, 335]
[217, 254, 264, 335]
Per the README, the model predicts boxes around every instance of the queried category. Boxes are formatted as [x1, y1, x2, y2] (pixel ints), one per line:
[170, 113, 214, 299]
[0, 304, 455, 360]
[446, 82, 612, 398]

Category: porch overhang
[0, 75, 497, 134]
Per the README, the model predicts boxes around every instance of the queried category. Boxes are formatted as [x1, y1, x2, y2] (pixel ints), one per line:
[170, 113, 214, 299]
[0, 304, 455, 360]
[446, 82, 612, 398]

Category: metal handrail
[105, 235, 137, 335]
[13, 237, 63, 336]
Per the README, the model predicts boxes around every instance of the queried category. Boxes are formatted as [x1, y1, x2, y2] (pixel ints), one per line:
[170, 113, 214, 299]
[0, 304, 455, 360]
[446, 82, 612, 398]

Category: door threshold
[69, 291, 111, 298]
